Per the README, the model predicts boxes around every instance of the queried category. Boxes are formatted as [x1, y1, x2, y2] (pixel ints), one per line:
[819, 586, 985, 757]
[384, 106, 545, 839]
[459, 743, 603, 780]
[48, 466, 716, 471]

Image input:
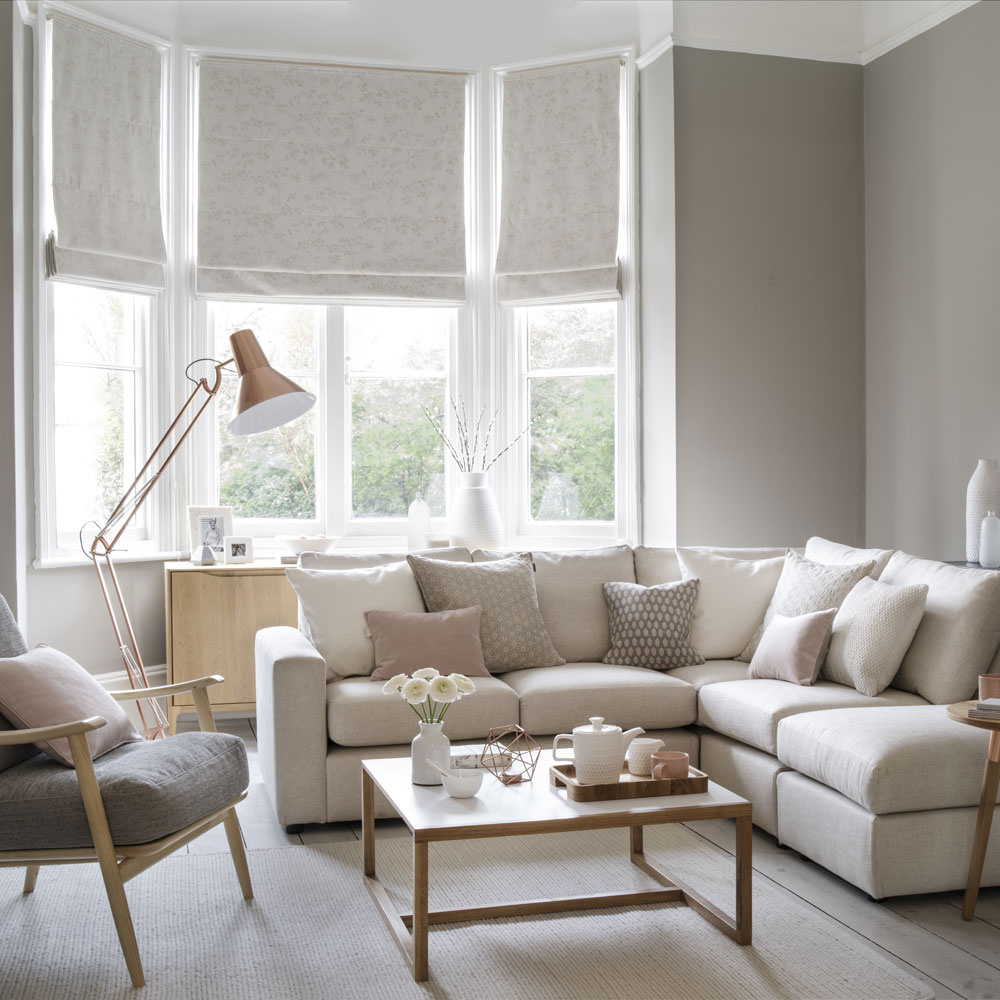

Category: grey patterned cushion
[602, 579, 704, 670]
[822, 578, 928, 696]
[738, 552, 876, 663]
[406, 553, 564, 673]
[0, 732, 249, 851]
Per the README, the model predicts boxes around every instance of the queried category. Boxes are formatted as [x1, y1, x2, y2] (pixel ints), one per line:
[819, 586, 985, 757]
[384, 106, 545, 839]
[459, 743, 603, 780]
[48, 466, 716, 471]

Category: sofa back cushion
[881, 552, 1000, 704]
[804, 536, 895, 579]
[634, 545, 789, 587]
[299, 546, 471, 570]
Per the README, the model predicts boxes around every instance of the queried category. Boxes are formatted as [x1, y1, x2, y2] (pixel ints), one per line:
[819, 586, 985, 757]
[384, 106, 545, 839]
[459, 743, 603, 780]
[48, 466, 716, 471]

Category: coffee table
[361, 750, 752, 982]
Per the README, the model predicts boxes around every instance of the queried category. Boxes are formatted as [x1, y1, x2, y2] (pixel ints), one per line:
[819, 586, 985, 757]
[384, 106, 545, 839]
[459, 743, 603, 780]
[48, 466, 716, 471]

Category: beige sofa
[254, 541, 1000, 899]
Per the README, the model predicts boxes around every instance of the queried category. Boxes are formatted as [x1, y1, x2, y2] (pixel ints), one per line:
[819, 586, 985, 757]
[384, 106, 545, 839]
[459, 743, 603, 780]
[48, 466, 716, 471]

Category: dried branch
[421, 399, 529, 474]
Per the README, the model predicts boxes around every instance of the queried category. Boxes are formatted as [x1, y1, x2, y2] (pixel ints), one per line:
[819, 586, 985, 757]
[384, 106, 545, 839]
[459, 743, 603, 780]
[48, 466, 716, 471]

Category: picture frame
[187, 506, 234, 557]
[223, 535, 253, 565]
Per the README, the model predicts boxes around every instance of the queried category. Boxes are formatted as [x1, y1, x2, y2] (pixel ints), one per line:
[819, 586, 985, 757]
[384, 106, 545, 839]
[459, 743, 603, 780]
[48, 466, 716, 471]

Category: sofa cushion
[0, 597, 44, 773]
[299, 546, 472, 569]
[747, 609, 837, 686]
[501, 662, 698, 735]
[667, 660, 749, 689]
[366, 607, 489, 681]
[822, 577, 928, 696]
[532, 546, 636, 662]
[697, 679, 927, 755]
[880, 551, 1000, 704]
[327, 675, 519, 746]
[676, 548, 784, 659]
[738, 552, 876, 663]
[804, 536, 895, 579]
[776, 705, 998, 814]
[0, 732, 248, 850]
[633, 546, 788, 587]
[603, 579, 704, 670]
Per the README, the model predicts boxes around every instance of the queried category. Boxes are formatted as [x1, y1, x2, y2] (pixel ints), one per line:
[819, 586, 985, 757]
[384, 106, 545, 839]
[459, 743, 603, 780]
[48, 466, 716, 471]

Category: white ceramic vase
[411, 721, 450, 785]
[981, 512, 1000, 569]
[967, 460, 1000, 563]
[448, 471, 503, 550]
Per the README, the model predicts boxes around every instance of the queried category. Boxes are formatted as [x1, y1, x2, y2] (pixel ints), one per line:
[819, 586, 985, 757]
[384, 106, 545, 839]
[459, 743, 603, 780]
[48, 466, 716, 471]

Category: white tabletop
[363, 750, 751, 843]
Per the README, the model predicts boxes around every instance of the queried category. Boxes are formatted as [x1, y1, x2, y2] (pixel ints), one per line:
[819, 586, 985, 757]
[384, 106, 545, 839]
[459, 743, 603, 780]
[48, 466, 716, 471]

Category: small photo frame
[187, 506, 234, 557]
[223, 535, 253, 565]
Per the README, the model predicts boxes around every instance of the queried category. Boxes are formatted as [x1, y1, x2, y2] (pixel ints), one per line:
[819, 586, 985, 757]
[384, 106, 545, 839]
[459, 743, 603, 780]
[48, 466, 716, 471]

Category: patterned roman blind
[197, 58, 468, 301]
[46, 14, 167, 289]
[495, 57, 621, 305]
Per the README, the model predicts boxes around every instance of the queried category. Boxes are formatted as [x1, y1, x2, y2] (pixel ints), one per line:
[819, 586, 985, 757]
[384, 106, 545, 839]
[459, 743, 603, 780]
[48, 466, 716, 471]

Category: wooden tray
[549, 763, 709, 801]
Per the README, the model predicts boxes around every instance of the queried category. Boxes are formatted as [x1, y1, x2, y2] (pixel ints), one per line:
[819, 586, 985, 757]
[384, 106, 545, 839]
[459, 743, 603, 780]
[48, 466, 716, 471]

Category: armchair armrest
[108, 675, 224, 701]
[0, 715, 106, 746]
[255, 626, 328, 827]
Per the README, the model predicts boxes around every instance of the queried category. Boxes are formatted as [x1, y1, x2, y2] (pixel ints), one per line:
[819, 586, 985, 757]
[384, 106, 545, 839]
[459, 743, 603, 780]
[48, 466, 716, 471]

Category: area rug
[0, 823, 930, 1000]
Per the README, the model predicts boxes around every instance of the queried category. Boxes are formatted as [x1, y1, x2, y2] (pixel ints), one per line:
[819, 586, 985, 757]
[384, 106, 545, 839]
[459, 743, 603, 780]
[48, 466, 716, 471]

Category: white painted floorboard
[179, 720, 1000, 999]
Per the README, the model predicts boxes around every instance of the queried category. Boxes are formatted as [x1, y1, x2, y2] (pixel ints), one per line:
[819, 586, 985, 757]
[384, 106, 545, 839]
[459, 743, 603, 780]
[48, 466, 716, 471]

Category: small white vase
[981, 512, 1000, 569]
[967, 460, 1000, 562]
[411, 721, 450, 785]
[448, 471, 503, 550]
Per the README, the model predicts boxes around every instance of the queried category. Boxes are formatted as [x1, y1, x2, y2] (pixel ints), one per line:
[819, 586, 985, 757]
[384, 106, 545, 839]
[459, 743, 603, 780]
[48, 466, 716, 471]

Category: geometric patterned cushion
[602, 579, 704, 670]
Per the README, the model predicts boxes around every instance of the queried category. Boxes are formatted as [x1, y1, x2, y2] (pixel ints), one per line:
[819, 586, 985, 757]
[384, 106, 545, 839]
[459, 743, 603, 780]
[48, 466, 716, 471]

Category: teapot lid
[572, 716, 620, 735]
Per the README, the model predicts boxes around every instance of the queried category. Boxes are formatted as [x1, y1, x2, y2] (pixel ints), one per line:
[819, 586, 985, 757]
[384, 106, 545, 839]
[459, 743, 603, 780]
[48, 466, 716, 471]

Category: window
[49, 282, 152, 553]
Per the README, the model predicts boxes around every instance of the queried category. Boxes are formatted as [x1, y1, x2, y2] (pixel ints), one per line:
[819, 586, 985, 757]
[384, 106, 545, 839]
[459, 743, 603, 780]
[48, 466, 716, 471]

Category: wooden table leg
[413, 841, 429, 982]
[736, 815, 752, 945]
[631, 824, 644, 857]
[963, 731, 1000, 920]
[362, 770, 375, 878]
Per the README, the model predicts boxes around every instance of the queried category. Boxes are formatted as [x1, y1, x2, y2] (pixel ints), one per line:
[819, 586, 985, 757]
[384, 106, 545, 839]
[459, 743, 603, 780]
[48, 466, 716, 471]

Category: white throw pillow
[823, 577, 928, 696]
[804, 536, 894, 580]
[286, 562, 424, 680]
[676, 548, 784, 660]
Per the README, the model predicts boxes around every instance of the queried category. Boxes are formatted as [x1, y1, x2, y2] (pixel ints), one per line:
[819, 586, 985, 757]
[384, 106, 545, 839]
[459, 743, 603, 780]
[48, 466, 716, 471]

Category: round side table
[948, 700, 1000, 919]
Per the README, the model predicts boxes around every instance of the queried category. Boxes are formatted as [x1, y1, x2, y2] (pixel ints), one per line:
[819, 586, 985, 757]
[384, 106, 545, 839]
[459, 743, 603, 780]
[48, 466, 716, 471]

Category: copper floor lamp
[87, 328, 316, 738]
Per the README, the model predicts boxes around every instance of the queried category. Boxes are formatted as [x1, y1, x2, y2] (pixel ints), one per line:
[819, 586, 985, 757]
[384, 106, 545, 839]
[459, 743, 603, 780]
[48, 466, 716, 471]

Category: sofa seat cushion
[502, 663, 697, 735]
[776, 705, 996, 814]
[328, 675, 519, 747]
[697, 679, 927, 755]
[0, 732, 249, 851]
[667, 660, 748, 689]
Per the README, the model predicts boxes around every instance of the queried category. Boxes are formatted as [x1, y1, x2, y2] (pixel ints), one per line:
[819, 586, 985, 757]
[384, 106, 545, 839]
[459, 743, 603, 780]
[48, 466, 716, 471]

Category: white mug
[625, 737, 666, 776]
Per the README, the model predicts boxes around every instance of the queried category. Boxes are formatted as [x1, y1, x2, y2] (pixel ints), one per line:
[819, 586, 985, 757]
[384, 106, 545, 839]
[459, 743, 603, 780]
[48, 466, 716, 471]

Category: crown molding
[860, 0, 979, 65]
[15, 0, 36, 26]
[670, 33, 858, 66]
[637, 33, 674, 70]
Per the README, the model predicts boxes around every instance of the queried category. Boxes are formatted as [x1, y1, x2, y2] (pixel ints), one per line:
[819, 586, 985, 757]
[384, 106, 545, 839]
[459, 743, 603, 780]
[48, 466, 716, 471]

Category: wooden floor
[183, 718, 1000, 1000]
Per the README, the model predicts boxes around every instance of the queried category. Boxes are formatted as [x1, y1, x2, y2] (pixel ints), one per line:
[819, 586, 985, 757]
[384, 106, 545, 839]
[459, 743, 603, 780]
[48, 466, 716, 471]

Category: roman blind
[495, 57, 621, 305]
[197, 59, 468, 301]
[46, 14, 167, 289]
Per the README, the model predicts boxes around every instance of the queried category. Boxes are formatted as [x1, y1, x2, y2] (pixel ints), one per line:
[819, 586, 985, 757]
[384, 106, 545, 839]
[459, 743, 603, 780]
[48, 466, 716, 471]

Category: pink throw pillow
[747, 609, 838, 686]
[0, 645, 142, 766]
[366, 607, 490, 681]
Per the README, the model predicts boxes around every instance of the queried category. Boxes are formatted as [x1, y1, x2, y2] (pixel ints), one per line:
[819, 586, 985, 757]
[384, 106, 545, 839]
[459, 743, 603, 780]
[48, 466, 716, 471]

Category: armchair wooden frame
[0, 675, 253, 988]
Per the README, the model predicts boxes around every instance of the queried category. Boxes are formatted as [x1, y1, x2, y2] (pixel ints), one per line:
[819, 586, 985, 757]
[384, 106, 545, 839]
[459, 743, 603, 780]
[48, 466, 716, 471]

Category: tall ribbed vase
[448, 471, 503, 550]
[967, 459, 1000, 563]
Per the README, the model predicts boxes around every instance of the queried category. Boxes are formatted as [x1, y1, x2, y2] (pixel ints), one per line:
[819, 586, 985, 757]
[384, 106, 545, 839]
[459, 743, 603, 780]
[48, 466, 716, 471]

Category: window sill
[33, 550, 186, 571]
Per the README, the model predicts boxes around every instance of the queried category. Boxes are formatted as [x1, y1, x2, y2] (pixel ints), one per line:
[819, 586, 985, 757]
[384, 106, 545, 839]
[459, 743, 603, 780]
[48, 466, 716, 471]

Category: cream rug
[0, 824, 930, 1000]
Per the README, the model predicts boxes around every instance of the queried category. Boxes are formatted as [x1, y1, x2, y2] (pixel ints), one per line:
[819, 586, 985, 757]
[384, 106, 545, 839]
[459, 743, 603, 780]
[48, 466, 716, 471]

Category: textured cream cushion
[804, 537, 895, 580]
[0, 646, 141, 766]
[696, 678, 927, 754]
[532, 546, 636, 662]
[287, 562, 424, 680]
[677, 548, 784, 659]
[823, 578, 928, 696]
[407, 553, 564, 673]
[880, 551, 1000, 704]
[602, 579, 704, 669]
[328, 675, 518, 746]
[500, 662, 697, 735]
[738, 552, 876, 663]
[747, 609, 837, 686]
[365, 607, 488, 681]
[776, 705, 996, 814]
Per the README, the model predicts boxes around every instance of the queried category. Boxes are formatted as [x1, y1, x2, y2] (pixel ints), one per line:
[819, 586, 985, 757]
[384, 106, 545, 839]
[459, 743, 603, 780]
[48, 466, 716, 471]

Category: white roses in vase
[382, 667, 476, 724]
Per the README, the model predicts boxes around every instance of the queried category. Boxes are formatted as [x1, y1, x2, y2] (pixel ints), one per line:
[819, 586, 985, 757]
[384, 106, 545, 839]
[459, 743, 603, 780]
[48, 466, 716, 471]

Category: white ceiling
[34, 0, 977, 66]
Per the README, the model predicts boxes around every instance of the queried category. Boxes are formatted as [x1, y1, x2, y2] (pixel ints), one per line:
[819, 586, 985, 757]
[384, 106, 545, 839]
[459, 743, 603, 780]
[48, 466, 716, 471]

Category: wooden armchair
[0, 597, 253, 988]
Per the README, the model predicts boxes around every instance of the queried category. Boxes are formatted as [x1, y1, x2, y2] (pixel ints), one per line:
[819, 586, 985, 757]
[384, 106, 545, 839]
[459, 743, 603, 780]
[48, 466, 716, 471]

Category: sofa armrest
[255, 626, 329, 827]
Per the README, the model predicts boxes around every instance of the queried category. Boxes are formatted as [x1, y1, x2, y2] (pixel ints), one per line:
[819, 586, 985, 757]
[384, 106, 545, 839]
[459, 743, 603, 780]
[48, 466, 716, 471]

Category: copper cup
[979, 674, 1000, 700]
[650, 751, 689, 780]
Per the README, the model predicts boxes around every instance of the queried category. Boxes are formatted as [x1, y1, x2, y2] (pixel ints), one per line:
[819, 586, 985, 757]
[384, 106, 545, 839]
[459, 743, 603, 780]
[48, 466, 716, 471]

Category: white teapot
[552, 717, 645, 784]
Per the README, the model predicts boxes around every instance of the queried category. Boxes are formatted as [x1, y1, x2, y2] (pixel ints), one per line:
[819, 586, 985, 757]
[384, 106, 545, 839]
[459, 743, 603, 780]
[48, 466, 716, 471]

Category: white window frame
[33, 2, 174, 566]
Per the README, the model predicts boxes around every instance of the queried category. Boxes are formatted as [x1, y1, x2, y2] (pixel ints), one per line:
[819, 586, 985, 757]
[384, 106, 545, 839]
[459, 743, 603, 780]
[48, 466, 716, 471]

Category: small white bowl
[276, 535, 339, 556]
[440, 768, 483, 798]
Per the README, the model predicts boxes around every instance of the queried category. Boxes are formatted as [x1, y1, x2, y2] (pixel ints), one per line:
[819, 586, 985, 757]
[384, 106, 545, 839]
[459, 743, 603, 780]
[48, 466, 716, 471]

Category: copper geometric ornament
[481, 725, 541, 785]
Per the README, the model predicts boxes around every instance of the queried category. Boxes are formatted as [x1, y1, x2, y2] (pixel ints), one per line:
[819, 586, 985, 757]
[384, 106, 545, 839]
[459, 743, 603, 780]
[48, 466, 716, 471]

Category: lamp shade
[226, 328, 316, 435]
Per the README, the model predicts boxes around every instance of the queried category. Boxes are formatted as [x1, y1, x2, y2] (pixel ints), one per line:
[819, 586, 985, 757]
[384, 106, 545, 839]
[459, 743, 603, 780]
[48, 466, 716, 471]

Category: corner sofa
[255, 540, 1000, 899]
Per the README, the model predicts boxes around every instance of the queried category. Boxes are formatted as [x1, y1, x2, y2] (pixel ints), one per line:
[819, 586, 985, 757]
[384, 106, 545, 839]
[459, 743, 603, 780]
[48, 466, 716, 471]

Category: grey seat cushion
[0, 732, 249, 851]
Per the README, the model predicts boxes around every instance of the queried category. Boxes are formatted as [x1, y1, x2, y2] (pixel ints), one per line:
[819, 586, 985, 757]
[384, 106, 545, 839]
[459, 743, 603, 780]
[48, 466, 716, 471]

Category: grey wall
[671, 47, 865, 547]
[864, 1, 1000, 561]
[638, 48, 677, 546]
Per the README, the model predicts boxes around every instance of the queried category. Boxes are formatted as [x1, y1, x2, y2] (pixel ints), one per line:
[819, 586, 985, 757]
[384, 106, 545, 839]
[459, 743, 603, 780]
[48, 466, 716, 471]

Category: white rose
[412, 667, 440, 681]
[451, 673, 476, 695]
[401, 678, 431, 704]
[381, 673, 408, 695]
[429, 675, 460, 704]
